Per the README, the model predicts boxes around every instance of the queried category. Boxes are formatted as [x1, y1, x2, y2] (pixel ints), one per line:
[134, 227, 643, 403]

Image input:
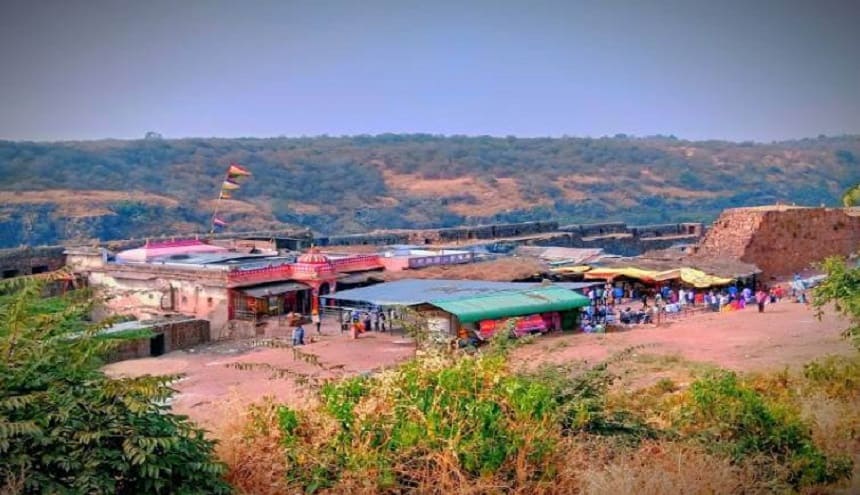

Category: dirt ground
[103, 299, 854, 431]
[513, 300, 854, 373]
[103, 320, 415, 430]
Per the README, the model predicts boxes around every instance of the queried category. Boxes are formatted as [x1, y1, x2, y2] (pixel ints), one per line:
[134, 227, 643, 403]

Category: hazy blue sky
[1, 0, 858, 142]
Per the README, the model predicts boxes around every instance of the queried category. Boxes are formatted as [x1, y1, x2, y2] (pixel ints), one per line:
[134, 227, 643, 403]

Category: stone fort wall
[0, 246, 66, 279]
[695, 207, 860, 280]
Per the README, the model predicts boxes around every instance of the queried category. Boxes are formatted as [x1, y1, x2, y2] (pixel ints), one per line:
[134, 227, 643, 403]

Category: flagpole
[210, 166, 231, 236]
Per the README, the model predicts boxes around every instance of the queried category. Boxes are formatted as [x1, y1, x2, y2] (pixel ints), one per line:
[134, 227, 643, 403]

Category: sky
[1, 0, 858, 142]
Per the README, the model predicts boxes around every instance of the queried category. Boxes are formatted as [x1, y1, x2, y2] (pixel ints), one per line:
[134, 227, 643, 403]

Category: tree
[0, 280, 231, 494]
[812, 257, 860, 349]
[842, 183, 860, 207]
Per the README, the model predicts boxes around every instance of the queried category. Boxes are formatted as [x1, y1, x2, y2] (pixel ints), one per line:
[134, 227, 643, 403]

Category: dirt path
[103, 300, 853, 430]
[513, 300, 853, 372]
[103, 327, 415, 430]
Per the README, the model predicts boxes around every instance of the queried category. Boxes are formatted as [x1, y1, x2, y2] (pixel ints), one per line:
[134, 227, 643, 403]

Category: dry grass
[212, 350, 860, 494]
[380, 170, 553, 216]
[579, 442, 749, 495]
[214, 397, 290, 495]
[0, 189, 179, 217]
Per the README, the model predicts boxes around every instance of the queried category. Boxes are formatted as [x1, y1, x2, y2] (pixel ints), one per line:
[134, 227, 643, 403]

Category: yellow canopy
[674, 267, 733, 288]
[584, 266, 733, 288]
[584, 267, 660, 281]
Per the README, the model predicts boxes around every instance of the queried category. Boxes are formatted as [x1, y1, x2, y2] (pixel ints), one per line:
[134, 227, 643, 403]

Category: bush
[802, 355, 860, 400]
[813, 256, 860, 348]
[0, 281, 230, 494]
[680, 371, 852, 488]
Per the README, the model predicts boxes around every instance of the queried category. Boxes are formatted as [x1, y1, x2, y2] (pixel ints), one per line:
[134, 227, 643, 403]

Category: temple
[65, 240, 384, 339]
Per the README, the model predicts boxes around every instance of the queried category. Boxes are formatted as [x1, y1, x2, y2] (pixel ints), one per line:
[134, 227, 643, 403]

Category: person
[728, 285, 738, 301]
[379, 310, 387, 331]
[292, 324, 305, 346]
[372, 309, 380, 332]
[311, 311, 321, 334]
[363, 312, 372, 333]
[596, 304, 607, 324]
[638, 304, 652, 324]
[620, 307, 633, 324]
[341, 310, 350, 333]
[678, 288, 686, 307]
[755, 289, 767, 313]
[742, 286, 752, 303]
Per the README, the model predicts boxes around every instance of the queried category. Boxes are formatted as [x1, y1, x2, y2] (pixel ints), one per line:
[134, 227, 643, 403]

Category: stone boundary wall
[6, 220, 705, 274]
[104, 319, 210, 363]
[0, 246, 66, 279]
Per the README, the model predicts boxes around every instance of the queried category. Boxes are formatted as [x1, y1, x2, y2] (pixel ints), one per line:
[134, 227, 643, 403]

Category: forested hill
[1, 134, 859, 248]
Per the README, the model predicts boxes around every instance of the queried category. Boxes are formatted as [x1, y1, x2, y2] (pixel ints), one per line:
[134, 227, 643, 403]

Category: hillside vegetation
[1, 134, 858, 247]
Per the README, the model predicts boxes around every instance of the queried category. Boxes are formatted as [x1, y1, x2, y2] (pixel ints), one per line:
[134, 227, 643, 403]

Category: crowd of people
[341, 308, 391, 339]
[579, 277, 804, 333]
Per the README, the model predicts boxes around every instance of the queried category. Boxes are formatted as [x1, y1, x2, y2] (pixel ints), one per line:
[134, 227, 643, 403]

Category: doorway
[150, 333, 165, 357]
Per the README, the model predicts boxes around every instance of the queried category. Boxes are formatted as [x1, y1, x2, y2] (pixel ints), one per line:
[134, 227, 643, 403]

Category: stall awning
[584, 267, 660, 282]
[240, 281, 310, 298]
[430, 286, 590, 323]
[671, 268, 733, 288]
[584, 266, 733, 288]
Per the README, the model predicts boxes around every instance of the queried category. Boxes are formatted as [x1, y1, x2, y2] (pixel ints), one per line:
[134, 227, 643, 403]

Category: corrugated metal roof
[430, 287, 590, 323]
[515, 246, 604, 264]
[320, 279, 599, 307]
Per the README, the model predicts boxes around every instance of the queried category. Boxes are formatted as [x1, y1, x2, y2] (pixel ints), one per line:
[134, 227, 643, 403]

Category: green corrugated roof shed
[429, 286, 590, 323]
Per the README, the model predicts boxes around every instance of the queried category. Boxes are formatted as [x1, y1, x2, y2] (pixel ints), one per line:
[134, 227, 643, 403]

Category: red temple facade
[227, 247, 384, 321]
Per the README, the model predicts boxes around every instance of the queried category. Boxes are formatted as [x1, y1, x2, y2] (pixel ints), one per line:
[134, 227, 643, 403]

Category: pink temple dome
[296, 247, 331, 265]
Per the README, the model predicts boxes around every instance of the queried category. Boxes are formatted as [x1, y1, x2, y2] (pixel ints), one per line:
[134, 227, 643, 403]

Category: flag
[213, 216, 228, 227]
[219, 191, 232, 200]
[222, 179, 240, 190]
[227, 163, 251, 178]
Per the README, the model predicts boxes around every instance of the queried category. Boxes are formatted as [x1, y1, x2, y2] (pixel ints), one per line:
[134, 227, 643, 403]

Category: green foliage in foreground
[0, 281, 230, 494]
[268, 350, 647, 492]
[256, 336, 851, 493]
[813, 256, 860, 348]
[682, 371, 852, 487]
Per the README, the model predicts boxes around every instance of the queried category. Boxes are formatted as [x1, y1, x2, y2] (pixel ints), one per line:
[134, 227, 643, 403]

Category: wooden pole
[210, 166, 231, 236]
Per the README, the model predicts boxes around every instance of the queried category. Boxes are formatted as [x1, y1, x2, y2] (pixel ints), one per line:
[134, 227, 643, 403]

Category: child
[292, 324, 305, 346]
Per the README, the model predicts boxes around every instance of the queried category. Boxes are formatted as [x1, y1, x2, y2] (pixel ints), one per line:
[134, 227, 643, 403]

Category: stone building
[66, 240, 384, 339]
[693, 206, 860, 280]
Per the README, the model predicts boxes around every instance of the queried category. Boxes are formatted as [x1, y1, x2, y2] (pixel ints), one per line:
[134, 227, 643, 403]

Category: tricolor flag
[222, 179, 240, 190]
[213, 216, 228, 227]
[227, 163, 252, 178]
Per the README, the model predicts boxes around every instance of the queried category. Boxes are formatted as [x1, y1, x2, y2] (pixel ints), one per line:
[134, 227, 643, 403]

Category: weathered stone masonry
[695, 207, 860, 280]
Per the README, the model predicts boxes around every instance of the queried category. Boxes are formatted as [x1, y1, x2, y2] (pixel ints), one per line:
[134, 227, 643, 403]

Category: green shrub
[681, 371, 852, 488]
[802, 355, 860, 400]
[0, 281, 230, 494]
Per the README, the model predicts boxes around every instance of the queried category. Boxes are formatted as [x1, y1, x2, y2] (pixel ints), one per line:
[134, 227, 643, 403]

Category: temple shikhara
[65, 239, 384, 339]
